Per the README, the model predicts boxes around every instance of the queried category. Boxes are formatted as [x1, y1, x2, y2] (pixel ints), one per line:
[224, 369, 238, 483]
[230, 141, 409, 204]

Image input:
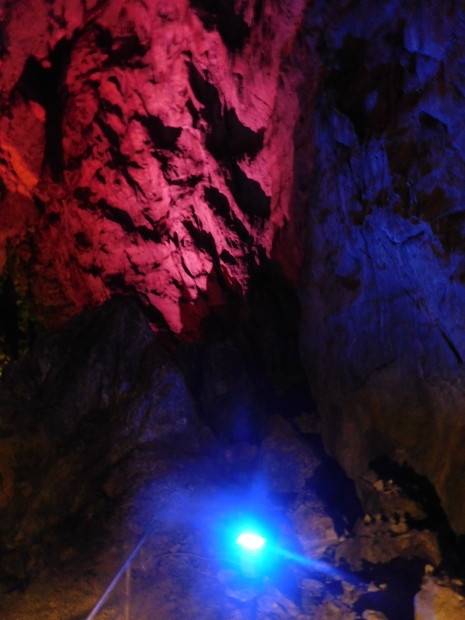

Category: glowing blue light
[236, 532, 266, 551]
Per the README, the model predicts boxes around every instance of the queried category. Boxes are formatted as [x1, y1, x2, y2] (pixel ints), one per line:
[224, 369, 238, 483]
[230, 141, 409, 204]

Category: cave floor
[2, 428, 461, 620]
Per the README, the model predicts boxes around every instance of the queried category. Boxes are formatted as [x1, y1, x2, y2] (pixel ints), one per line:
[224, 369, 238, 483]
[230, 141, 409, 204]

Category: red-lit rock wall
[0, 0, 316, 337]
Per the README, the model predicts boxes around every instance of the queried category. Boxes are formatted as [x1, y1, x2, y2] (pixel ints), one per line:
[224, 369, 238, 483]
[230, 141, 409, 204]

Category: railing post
[125, 560, 131, 620]
[85, 533, 147, 620]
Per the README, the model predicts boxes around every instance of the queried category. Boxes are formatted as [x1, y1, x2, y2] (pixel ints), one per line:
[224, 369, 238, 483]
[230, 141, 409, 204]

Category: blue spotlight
[236, 530, 267, 577]
[236, 532, 266, 551]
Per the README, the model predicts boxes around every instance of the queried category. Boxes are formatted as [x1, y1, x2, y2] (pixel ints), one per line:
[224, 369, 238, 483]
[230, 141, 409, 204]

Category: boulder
[415, 577, 465, 619]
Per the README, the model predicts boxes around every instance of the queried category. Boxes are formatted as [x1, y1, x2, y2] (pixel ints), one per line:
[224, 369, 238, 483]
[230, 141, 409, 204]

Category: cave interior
[1, 0, 465, 618]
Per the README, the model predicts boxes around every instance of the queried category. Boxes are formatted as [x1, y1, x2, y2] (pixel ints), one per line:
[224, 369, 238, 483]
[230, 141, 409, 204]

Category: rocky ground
[0, 299, 464, 619]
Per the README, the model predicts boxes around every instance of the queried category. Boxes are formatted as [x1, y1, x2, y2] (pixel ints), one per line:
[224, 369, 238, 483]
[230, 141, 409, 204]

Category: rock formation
[300, 0, 465, 535]
[0, 0, 315, 340]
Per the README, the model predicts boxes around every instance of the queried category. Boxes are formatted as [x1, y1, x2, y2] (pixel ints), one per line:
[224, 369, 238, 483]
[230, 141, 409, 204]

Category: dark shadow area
[253, 0, 265, 24]
[182, 220, 219, 263]
[0, 177, 6, 203]
[226, 161, 271, 219]
[0, 275, 20, 361]
[13, 38, 73, 181]
[187, 62, 269, 219]
[174, 253, 315, 446]
[75, 198, 166, 246]
[306, 436, 364, 535]
[325, 28, 408, 144]
[241, 254, 309, 399]
[354, 557, 426, 620]
[133, 112, 182, 151]
[96, 28, 150, 69]
[0, 272, 37, 374]
[188, 62, 264, 160]
[190, 0, 251, 52]
[204, 186, 253, 243]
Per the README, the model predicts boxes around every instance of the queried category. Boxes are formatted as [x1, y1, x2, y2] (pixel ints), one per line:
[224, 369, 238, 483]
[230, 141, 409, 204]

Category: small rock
[415, 576, 465, 619]
[226, 584, 260, 603]
[341, 580, 363, 606]
[257, 588, 300, 619]
[362, 611, 389, 620]
[300, 578, 325, 613]
[358, 476, 427, 522]
[290, 493, 339, 558]
[312, 600, 355, 619]
[342, 581, 355, 593]
[389, 515, 408, 534]
[300, 578, 325, 595]
[335, 518, 441, 570]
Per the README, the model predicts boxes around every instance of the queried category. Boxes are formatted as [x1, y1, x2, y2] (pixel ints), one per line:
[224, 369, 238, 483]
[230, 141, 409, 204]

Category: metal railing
[83, 526, 218, 620]
[85, 532, 148, 620]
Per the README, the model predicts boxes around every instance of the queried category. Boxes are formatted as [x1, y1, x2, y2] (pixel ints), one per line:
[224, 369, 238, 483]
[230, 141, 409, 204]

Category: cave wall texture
[3, 0, 465, 535]
[0, 0, 316, 339]
[301, 0, 465, 535]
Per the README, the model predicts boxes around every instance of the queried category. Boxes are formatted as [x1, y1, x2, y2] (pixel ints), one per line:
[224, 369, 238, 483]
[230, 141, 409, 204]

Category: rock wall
[0, 298, 200, 592]
[0, 0, 316, 341]
[300, 0, 465, 534]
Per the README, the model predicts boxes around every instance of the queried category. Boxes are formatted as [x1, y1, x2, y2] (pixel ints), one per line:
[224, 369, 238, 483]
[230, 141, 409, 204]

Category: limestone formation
[0, 0, 314, 338]
[299, 0, 465, 535]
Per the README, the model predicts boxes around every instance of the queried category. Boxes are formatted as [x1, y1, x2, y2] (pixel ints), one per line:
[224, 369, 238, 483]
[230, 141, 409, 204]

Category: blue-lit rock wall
[300, 0, 465, 533]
